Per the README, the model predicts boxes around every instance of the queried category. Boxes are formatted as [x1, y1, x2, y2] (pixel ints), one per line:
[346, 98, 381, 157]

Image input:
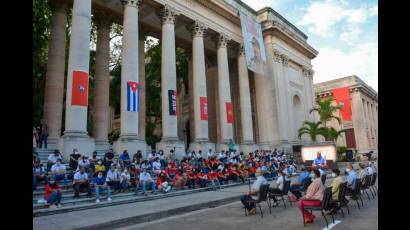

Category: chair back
[257, 184, 270, 202]
[353, 178, 361, 195]
[282, 180, 291, 195]
[338, 182, 348, 203]
[370, 173, 377, 186]
[365, 175, 372, 188]
[322, 187, 333, 209]
[321, 174, 327, 185]
[301, 177, 312, 191]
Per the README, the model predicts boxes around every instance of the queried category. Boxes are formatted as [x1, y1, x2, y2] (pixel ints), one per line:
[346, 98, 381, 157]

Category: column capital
[238, 44, 246, 57]
[158, 4, 179, 25]
[273, 49, 282, 63]
[121, 0, 142, 9]
[187, 20, 208, 38]
[216, 33, 230, 49]
[280, 54, 289, 66]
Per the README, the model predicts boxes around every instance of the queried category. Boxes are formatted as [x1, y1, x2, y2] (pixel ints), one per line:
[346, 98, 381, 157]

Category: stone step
[33, 182, 244, 217]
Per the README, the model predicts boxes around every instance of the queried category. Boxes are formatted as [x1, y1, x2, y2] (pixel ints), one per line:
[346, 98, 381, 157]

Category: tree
[321, 127, 347, 142]
[309, 97, 342, 127]
[298, 121, 327, 142]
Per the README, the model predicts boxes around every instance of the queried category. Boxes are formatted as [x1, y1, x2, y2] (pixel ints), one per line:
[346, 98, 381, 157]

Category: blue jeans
[120, 180, 129, 190]
[240, 195, 255, 211]
[54, 174, 67, 186]
[47, 191, 62, 205]
[95, 185, 111, 200]
[209, 179, 221, 190]
[141, 181, 156, 193]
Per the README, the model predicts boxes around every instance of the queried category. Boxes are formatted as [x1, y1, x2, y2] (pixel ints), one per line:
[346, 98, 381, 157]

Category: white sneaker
[57, 204, 62, 208]
[107, 197, 112, 202]
[96, 199, 100, 203]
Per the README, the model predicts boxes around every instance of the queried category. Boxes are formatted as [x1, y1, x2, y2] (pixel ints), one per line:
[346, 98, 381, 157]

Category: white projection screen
[301, 145, 337, 162]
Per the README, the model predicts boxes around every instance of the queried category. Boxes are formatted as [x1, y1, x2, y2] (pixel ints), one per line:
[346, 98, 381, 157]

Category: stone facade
[314, 75, 378, 154]
[42, 0, 318, 159]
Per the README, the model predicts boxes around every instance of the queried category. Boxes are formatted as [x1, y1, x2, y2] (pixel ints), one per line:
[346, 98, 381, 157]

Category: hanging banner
[200, 97, 208, 120]
[239, 11, 266, 74]
[71, 70, 89, 106]
[332, 87, 352, 121]
[168, 89, 177, 116]
[127, 81, 139, 112]
[226, 102, 234, 124]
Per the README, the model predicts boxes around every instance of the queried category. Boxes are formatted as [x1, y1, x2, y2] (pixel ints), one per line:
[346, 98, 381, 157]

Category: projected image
[301, 145, 337, 162]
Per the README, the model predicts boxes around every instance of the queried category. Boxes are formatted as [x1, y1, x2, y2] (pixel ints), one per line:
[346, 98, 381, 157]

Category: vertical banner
[127, 81, 139, 112]
[226, 102, 234, 124]
[168, 89, 177, 116]
[71, 70, 89, 106]
[239, 12, 266, 74]
[200, 97, 208, 120]
[332, 87, 352, 121]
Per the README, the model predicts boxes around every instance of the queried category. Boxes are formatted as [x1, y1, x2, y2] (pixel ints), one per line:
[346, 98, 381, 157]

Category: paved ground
[118, 195, 378, 230]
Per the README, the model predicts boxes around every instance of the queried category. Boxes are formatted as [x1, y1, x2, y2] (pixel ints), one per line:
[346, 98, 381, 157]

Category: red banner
[332, 87, 352, 121]
[71, 71, 89, 106]
[226, 102, 234, 124]
[200, 97, 208, 120]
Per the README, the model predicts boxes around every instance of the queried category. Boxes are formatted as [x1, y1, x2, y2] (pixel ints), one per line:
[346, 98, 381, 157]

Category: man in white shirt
[269, 170, 286, 206]
[77, 156, 90, 172]
[73, 166, 91, 198]
[47, 150, 63, 172]
[106, 164, 120, 192]
[120, 168, 131, 192]
[207, 149, 213, 159]
[240, 168, 267, 214]
[152, 158, 162, 175]
[51, 159, 67, 186]
[140, 168, 157, 195]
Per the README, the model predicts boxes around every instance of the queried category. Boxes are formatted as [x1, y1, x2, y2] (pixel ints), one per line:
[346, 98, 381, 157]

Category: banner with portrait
[239, 11, 266, 74]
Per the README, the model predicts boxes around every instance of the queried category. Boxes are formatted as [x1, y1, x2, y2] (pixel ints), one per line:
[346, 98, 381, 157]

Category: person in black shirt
[104, 150, 115, 172]
[69, 149, 81, 171]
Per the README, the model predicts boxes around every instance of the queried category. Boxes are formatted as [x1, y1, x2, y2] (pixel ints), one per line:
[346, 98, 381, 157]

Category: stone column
[186, 21, 214, 152]
[216, 33, 233, 151]
[156, 5, 185, 159]
[237, 44, 254, 153]
[138, 31, 146, 140]
[351, 89, 368, 153]
[43, 2, 67, 149]
[116, 0, 146, 154]
[93, 13, 111, 150]
[372, 103, 378, 145]
[62, 0, 94, 156]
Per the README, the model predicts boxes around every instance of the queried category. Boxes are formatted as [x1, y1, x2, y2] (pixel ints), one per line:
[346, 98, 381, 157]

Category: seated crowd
[33, 148, 298, 208]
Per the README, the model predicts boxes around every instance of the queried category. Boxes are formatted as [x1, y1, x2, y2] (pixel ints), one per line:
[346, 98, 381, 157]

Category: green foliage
[337, 146, 348, 154]
[298, 121, 327, 142]
[321, 127, 347, 142]
[310, 97, 342, 127]
[108, 130, 120, 145]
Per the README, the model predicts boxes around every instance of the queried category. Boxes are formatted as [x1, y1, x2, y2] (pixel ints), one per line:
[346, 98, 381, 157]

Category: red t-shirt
[207, 172, 217, 180]
[196, 172, 205, 180]
[44, 183, 61, 200]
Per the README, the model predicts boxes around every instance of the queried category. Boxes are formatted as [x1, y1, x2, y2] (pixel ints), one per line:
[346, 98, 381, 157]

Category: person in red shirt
[196, 169, 208, 187]
[207, 169, 220, 190]
[44, 179, 62, 208]
[157, 171, 171, 193]
[172, 171, 186, 190]
[217, 169, 228, 185]
[248, 164, 256, 178]
[186, 168, 196, 189]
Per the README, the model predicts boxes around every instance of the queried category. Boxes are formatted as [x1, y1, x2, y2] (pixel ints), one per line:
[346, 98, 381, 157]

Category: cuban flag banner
[127, 81, 139, 112]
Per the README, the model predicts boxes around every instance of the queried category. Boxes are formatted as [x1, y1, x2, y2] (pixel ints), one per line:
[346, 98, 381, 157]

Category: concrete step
[33, 182, 244, 217]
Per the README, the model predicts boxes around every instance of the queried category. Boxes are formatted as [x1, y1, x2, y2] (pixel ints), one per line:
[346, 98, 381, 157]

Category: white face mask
[124, 170, 128, 173]
[332, 173, 336, 177]
[98, 175, 103, 178]
[310, 173, 315, 178]
[346, 168, 351, 173]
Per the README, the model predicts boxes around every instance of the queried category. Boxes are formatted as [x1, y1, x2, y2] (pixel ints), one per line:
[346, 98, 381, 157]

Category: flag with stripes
[127, 81, 139, 112]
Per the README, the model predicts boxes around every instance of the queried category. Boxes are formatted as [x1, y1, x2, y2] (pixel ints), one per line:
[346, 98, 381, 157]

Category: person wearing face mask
[345, 163, 358, 194]
[44, 179, 62, 208]
[50, 159, 68, 187]
[77, 155, 90, 172]
[140, 168, 157, 195]
[106, 164, 120, 192]
[93, 171, 111, 202]
[94, 160, 106, 177]
[120, 168, 131, 192]
[327, 168, 343, 214]
[69, 149, 81, 171]
[297, 169, 325, 224]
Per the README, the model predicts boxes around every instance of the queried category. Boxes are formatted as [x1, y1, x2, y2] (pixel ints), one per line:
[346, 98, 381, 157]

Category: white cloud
[312, 42, 378, 91]
[298, 0, 377, 41]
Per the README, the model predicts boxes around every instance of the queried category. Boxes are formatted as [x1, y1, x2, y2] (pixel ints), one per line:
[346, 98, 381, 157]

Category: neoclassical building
[42, 0, 318, 159]
[314, 76, 378, 154]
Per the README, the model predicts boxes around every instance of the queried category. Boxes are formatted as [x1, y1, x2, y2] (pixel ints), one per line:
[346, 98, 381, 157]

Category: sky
[241, 0, 378, 91]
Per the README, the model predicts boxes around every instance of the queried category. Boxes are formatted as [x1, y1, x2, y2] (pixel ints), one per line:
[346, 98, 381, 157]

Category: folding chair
[369, 173, 378, 195]
[321, 174, 327, 185]
[303, 187, 334, 228]
[268, 180, 291, 208]
[347, 179, 363, 209]
[245, 184, 270, 217]
[332, 182, 350, 217]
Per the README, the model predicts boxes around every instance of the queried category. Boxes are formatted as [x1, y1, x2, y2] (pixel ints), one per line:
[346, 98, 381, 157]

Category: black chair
[347, 179, 364, 209]
[332, 182, 350, 217]
[303, 187, 335, 228]
[321, 174, 327, 185]
[360, 175, 372, 200]
[369, 173, 378, 195]
[244, 184, 270, 217]
[268, 180, 291, 208]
